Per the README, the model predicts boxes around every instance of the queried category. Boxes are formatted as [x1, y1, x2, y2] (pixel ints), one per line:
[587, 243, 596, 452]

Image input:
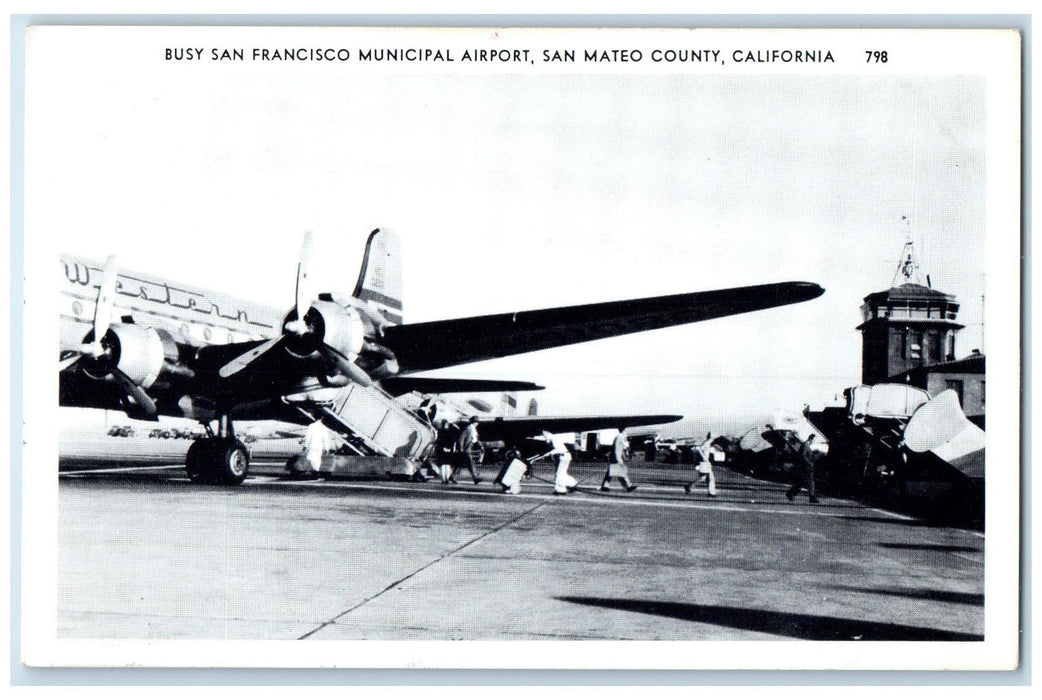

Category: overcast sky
[30, 27, 994, 436]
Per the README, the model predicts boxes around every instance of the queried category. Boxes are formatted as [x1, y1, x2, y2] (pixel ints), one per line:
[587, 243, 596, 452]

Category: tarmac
[57, 458, 985, 642]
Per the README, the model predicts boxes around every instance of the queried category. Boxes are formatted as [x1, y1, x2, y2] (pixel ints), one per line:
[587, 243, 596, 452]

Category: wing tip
[787, 281, 826, 301]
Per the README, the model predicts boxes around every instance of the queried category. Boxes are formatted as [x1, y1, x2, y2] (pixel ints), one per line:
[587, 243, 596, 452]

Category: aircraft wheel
[186, 440, 213, 484]
[186, 438, 248, 485]
[212, 439, 249, 485]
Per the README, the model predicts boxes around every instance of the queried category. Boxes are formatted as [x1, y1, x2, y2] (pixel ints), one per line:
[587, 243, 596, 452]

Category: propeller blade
[218, 336, 284, 379]
[88, 255, 119, 357]
[321, 345, 371, 388]
[111, 368, 158, 419]
[59, 354, 82, 372]
[362, 340, 396, 360]
[291, 231, 319, 334]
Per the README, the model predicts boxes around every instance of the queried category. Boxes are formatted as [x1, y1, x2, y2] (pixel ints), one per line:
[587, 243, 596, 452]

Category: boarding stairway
[291, 382, 435, 474]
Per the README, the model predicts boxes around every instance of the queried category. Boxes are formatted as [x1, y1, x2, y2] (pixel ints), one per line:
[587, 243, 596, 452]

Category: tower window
[945, 379, 965, 407]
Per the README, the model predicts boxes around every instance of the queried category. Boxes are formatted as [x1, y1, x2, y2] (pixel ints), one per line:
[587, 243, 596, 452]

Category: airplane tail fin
[353, 229, 403, 325]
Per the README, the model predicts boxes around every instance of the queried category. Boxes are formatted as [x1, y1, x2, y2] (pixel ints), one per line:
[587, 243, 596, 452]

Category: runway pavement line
[296, 496, 556, 640]
[64, 470, 976, 531]
[59, 465, 182, 475]
[239, 475, 904, 522]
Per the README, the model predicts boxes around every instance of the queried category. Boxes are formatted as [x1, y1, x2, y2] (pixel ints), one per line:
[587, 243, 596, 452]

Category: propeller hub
[282, 305, 326, 357]
[81, 341, 107, 359]
[79, 329, 119, 375]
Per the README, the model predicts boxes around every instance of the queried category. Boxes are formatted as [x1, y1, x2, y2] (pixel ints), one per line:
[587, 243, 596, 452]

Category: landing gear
[186, 414, 249, 485]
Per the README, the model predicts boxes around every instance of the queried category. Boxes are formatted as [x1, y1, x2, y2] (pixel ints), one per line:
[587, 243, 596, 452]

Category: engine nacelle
[284, 300, 365, 361]
[82, 325, 172, 388]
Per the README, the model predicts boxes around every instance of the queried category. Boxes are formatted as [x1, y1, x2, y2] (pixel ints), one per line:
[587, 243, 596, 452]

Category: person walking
[600, 429, 638, 492]
[454, 415, 483, 485]
[436, 419, 460, 484]
[786, 433, 820, 503]
[413, 401, 440, 481]
[543, 430, 578, 495]
[684, 432, 718, 497]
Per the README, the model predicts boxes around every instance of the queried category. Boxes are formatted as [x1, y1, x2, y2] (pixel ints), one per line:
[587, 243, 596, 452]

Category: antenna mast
[891, 220, 924, 287]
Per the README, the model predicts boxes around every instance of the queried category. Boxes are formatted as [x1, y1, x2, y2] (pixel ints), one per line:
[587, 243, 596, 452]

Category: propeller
[322, 344, 372, 387]
[59, 254, 119, 373]
[60, 255, 159, 419]
[218, 232, 375, 388]
[111, 369, 158, 417]
[217, 335, 283, 378]
[286, 231, 317, 336]
[218, 234, 314, 378]
[81, 255, 119, 358]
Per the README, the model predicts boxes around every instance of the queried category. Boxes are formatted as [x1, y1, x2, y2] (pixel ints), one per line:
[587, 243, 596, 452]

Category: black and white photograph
[18, 24, 1020, 670]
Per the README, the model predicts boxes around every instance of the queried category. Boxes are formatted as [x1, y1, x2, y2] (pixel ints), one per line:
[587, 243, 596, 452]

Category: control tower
[856, 237, 963, 385]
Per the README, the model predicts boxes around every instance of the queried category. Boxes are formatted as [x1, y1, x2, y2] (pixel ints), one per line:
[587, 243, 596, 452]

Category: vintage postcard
[18, 24, 1021, 670]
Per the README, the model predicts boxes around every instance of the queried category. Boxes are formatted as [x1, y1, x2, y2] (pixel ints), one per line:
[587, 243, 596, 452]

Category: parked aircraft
[59, 229, 824, 485]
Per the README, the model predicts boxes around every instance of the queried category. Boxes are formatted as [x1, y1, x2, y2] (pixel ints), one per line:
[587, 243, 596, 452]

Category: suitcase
[497, 458, 527, 494]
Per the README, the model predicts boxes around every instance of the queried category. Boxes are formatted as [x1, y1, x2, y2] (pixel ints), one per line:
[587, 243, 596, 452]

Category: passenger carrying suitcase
[497, 458, 528, 494]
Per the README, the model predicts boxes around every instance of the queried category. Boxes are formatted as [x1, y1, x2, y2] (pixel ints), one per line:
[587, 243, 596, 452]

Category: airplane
[59, 229, 824, 485]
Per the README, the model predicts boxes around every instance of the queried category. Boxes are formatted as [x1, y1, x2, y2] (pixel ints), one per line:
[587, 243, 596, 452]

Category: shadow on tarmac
[836, 515, 954, 528]
[557, 596, 984, 641]
[829, 585, 984, 607]
[876, 542, 982, 553]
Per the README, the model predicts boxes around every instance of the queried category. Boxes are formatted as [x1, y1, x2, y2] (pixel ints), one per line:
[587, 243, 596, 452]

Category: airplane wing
[380, 282, 824, 373]
[473, 414, 682, 444]
[379, 377, 545, 396]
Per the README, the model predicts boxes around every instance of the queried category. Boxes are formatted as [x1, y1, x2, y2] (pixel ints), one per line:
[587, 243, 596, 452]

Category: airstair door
[322, 383, 434, 462]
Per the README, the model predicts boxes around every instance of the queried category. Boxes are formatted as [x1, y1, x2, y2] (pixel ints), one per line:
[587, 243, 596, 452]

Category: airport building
[857, 282, 963, 386]
[890, 352, 985, 426]
[855, 237, 985, 421]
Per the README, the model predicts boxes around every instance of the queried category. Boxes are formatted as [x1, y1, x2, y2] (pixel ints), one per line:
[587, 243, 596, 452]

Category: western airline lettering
[62, 259, 274, 330]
